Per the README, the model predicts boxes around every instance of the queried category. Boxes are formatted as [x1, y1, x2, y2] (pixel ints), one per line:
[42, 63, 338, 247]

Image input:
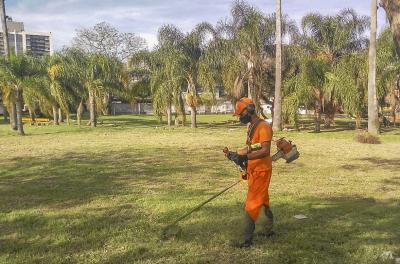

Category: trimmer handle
[223, 147, 229, 155]
[223, 147, 247, 179]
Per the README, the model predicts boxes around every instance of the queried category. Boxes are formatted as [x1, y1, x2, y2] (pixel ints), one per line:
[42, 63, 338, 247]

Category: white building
[0, 20, 53, 56]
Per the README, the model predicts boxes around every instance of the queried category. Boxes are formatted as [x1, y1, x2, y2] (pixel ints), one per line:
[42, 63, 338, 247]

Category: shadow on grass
[0, 118, 8, 125]
[358, 157, 400, 166]
[3, 187, 399, 263]
[1, 164, 399, 264]
[1, 136, 399, 263]
[163, 196, 400, 263]
[340, 157, 400, 172]
[100, 115, 159, 128]
[308, 128, 353, 134]
[0, 147, 219, 212]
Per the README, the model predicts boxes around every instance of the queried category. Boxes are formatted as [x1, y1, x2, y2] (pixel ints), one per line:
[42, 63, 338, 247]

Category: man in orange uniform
[226, 97, 274, 248]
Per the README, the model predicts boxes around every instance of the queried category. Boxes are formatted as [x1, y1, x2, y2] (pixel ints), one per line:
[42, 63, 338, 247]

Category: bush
[356, 131, 381, 144]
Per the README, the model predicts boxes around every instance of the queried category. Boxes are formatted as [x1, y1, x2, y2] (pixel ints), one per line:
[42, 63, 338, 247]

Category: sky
[7, 0, 389, 51]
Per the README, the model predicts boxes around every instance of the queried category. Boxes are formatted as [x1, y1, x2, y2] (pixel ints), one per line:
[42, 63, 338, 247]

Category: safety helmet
[234, 97, 255, 116]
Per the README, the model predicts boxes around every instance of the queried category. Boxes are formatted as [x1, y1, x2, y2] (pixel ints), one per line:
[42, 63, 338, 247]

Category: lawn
[0, 115, 399, 264]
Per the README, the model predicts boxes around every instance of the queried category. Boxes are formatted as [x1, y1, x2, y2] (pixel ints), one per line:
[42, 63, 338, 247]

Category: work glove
[227, 151, 248, 167]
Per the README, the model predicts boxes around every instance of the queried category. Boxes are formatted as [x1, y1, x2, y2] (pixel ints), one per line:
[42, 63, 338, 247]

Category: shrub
[356, 131, 381, 144]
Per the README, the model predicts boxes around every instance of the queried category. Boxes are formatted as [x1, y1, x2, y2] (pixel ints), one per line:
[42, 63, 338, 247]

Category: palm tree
[154, 23, 216, 128]
[0, 54, 43, 135]
[368, 0, 379, 134]
[129, 47, 186, 126]
[380, 0, 400, 55]
[0, 1, 8, 60]
[58, 48, 89, 127]
[272, 0, 282, 131]
[290, 10, 368, 131]
[376, 29, 400, 127]
[182, 23, 216, 128]
[87, 54, 126, 128]
[198, 1, 298, 119]
[0, 0, 16, 130]
[325, 52, 368, 128]
[53, 50, 126, 128]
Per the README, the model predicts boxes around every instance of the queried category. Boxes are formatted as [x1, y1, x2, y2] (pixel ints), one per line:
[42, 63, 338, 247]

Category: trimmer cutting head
[160, 224, 182, 241]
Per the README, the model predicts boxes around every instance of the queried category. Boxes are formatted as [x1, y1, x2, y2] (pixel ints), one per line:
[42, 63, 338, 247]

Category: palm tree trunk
[272, 0, 282, 131]
[102, 93, 111, 115]
[3, 104, 8, 123]
[15, 90, 24, 135]
[167, 102, 172, 126]
[1, 0, 12, 129]
[247, 70, 253, 100]
[247, 65, 255, 101]
[28, 108, 36, 125]
[324, 101, 335, 128]
[190, 106, 197, 128]
[187, 78, 197, 128]
[324, 115, 333, 128]
[315, 99, 321, 133]
[355, 113, 361, 129]
[77, 99, 84, 127]
[10, 101, 17, 130]
[174, 112, 179, 126]
[0, 0, 10, 61]
[179, 95, 186, 126]
[368, 0, 379, 135]
[380, 0, 400, 56]
[89, 91, 96, 128]
[52, 106, 59, 125]
[66, 111, 71, 125]
[58, 108, 63, 123]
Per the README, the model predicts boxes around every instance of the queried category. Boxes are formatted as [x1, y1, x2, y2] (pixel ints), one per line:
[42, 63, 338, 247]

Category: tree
[376, 28, 400, 127]
[0, 54, 44, 135]
[0, 0, 16, 130]
[380, 0, 400, 55]
[61, 48, 100, 127]
[73, 22, 146, 115]
[45, 53, 80, 125]
[83, 54, 126, 127]
[325, 53, 368, 128]
[272, 0, 282, 131]
[285, 9, 369, 132]
[73, 22, 147, 61]
[368, 0, 380, 134]
[154, 23, 216, 128]
[199, 1, 297, 118]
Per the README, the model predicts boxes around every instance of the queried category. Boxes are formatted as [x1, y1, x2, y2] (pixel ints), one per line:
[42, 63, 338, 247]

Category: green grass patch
[0, 115, 399, 263]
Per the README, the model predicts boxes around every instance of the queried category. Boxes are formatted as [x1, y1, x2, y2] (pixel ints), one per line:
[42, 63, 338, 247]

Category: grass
[0, 114, 399, 264]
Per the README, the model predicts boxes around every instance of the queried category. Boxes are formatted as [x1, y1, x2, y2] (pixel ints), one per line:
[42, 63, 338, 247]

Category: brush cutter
[161, 139, 299, 240]
[160, 179, 241, 240]
[160, 148, 246, 240]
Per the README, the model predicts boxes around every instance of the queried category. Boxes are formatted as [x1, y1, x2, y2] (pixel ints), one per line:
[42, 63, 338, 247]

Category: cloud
[6, 0, 389, 51]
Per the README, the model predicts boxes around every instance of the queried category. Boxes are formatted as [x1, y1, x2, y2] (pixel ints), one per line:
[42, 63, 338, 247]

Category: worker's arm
[247, 140, 271, 160]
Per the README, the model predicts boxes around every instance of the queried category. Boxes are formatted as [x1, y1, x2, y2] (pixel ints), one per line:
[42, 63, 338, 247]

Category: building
[0, 20, 53, 56]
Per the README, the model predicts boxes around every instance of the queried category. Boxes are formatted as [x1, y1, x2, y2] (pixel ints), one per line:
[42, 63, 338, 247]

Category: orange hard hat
[234, 97, 254, 116]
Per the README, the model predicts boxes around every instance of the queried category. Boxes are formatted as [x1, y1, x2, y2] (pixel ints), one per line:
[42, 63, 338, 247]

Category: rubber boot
[232, 212, 255, 248]
[259, 206, 275, 237]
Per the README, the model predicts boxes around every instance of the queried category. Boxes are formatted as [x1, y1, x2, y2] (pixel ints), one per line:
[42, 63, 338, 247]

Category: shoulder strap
[246, 119, 264, 145]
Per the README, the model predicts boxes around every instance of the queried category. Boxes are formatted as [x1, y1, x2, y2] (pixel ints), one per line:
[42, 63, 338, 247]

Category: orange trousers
[245, 169, 272, 221]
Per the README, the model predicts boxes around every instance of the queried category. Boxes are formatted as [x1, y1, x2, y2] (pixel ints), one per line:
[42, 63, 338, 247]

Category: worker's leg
[231, 212, 255, 248]
[261, 205, 274, 236]
[243, 212, 255, 243]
